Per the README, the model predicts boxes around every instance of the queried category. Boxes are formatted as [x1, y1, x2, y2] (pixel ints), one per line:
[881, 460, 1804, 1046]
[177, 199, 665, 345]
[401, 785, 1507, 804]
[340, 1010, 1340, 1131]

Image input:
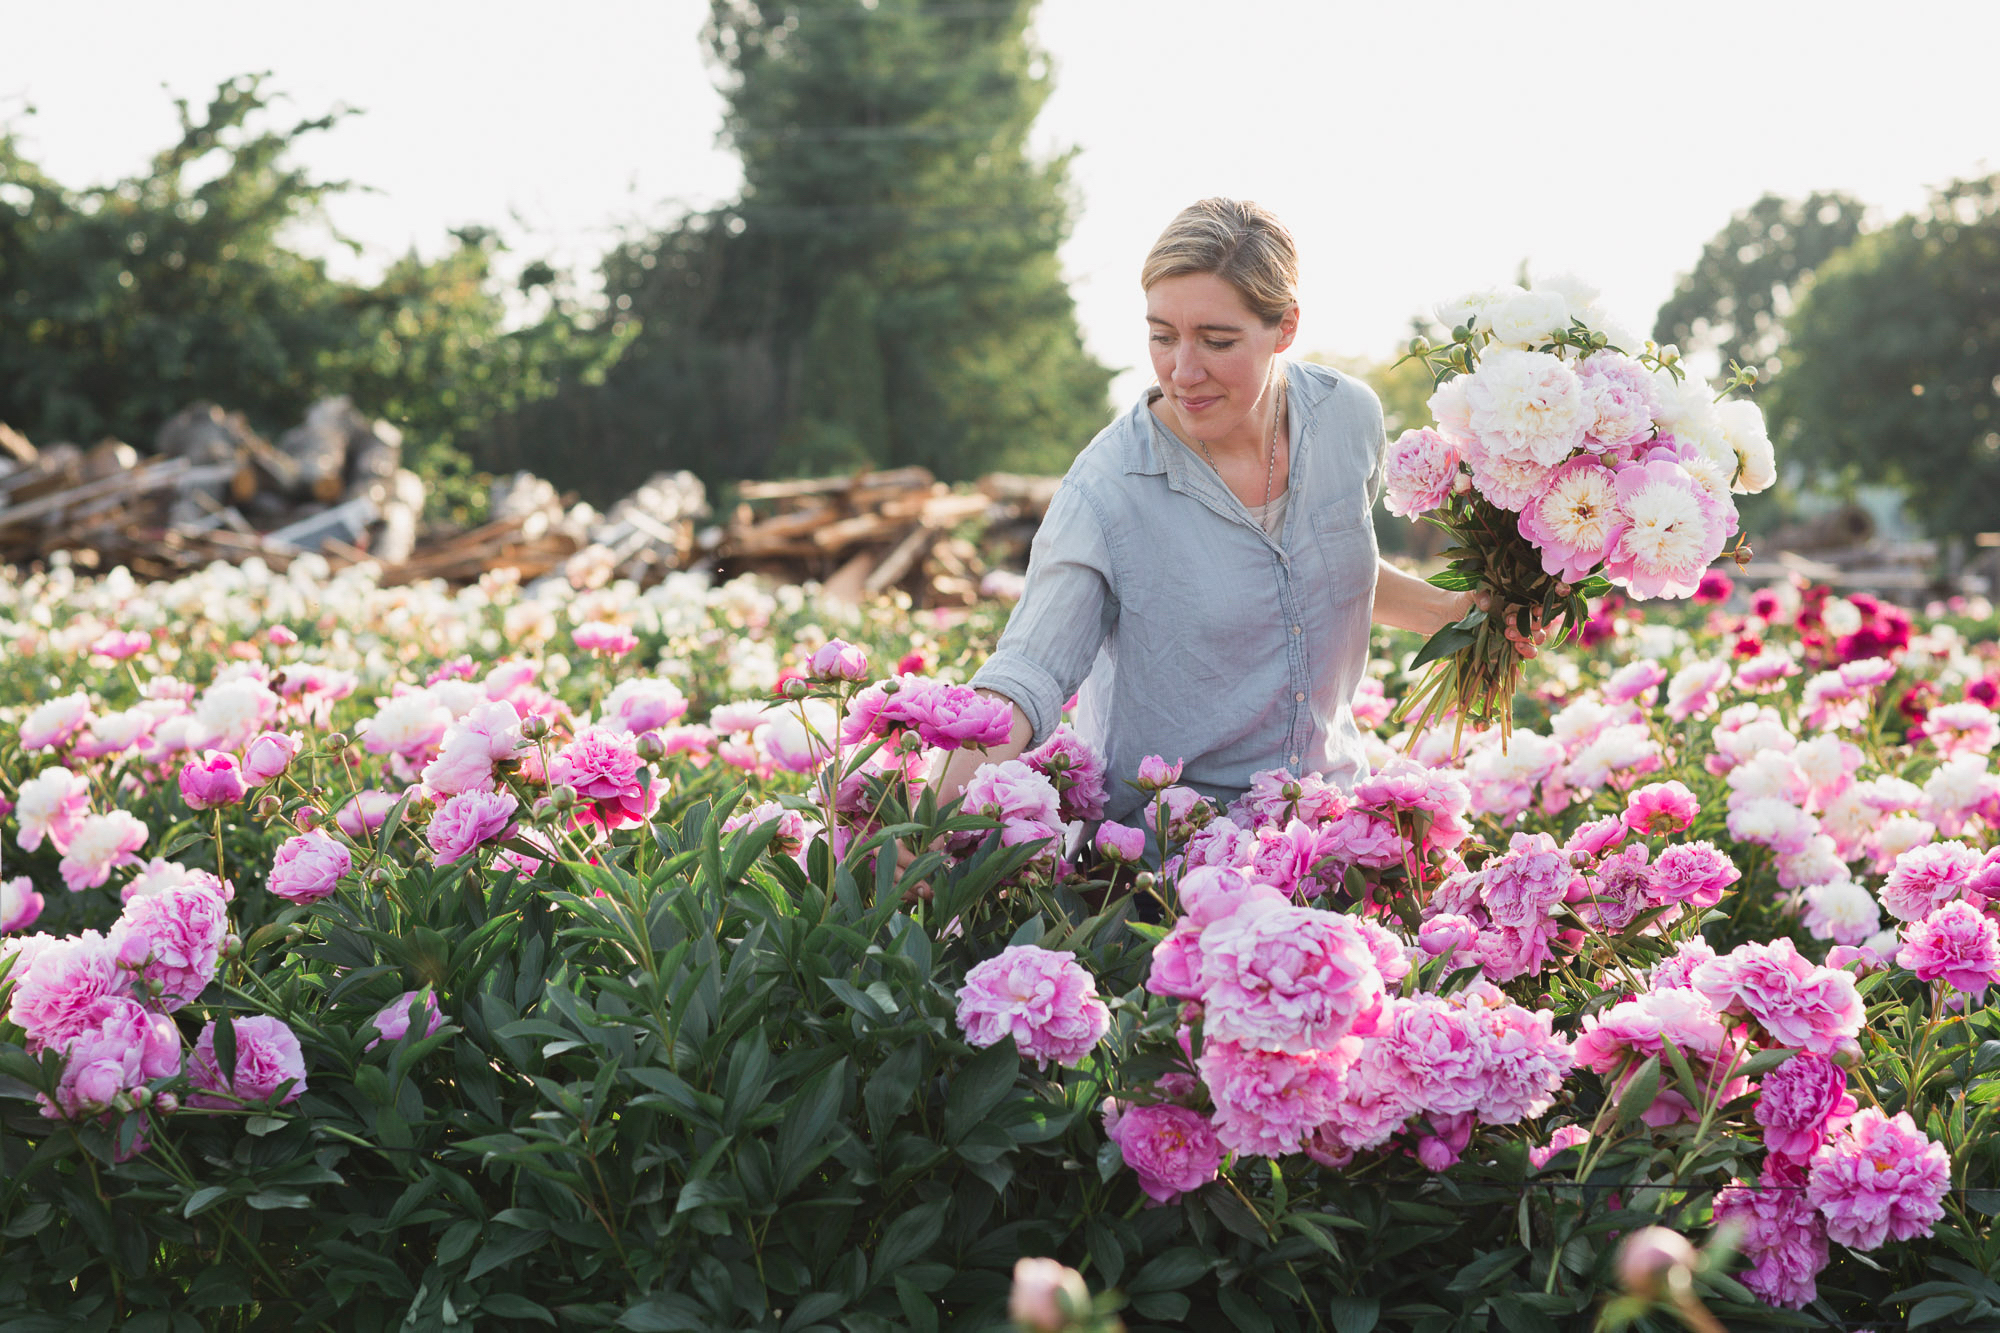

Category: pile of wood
[714, 467, 1057, 605]
[0, 404, 1062, 603]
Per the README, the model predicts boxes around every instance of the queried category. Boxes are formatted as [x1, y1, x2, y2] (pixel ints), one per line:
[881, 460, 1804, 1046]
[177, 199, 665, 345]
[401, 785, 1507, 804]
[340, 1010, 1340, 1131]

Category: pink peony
[58, 811, 149, 892]
[1198, 898, 1385, 1053]
[2, 876, 43, 933]
[1008, 1258, 1090, 1333]
[178, 750, 249, 811]
[111, 882, 229, 1011]
[955, 945, 1109, 1066]
[1418, 914, 1479, 960]
[1604, 659, 1668, 706]
[267, 831, 352, 905]
[1143, 918, 1207, 1001]
[188, 1015, 308, 1107]
[1517, 456, 1623, 583]
[367, 990, 446, 1050]
[1897, 900, 2000, 997]
[426, 790, 520, 865]
[1576, 351, 1661, 452]
[549, 727, 659, 830]
[13, 766, 92, 854]
[1381, 427, 1461, 518]
[7, 931, 124, 1051]
[1806, 1109, 1950, 1251]
[891, 682, 1014, 751]
[1574, 843, 1657, 934]
[1352, 759, 1472, 856]
[1368, 995, 1488, 1118]
[1691, 938, 1864, 1055]
[18, 692, 93, 751]
[89, 630, 152, 660]
[421, 698, 524, 797]
[602, 677, 687, 734]
[1603, 459, 1727, 600]
[1103, 1101, 1223, 1204]
[1573, 987, 1733, 1127]
[806, 639, 869, 682]
[572, 620, 638, 656]
[41, 996, 180, 1120]
[335, 789, 399, 839]
[1713, 1161, 1830, 1308]
[1622, 781, 1698, 837]
[1197, 1038, 1354, 1158]
[1134, 754, 1185, 790]
[1755, 1051, 1856, 1162]
[1666, 658, 1733, 723]
[1474, 1000, 1573, 1124]
[1646, 842, 1740, 910]
[955, 760, 1063, 852]
[1529, 1123, 1591, 1170]
[1880, 841, 1983, 923]
[1094, 821, 1145, 864]
[121, 859, 231, 905]
[1923, 700, 2000, 758]
[240, 731, 303, 786]
[1021, 724, 1108, 822]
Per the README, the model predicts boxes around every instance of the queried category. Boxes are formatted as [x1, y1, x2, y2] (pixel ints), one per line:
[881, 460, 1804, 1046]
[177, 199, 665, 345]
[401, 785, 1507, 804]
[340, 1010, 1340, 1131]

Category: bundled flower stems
[1381, 276, 1774, 745]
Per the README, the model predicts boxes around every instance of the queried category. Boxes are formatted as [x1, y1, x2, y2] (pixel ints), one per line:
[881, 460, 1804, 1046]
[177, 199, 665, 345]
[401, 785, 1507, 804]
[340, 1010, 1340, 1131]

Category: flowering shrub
[0, 550, 1997, 1329]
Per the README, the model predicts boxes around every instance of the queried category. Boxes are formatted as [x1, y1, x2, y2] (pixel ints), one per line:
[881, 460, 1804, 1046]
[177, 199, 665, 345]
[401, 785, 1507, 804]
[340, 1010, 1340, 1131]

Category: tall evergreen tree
[489, 0, 1112, 498]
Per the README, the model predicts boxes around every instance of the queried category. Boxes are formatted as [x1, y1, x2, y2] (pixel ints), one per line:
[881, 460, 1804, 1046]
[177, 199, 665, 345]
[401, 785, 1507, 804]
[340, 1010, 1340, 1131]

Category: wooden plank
[820, 549, 878, 606]
[0, 456, 188, 530]
[810, 510, 903, 550]
[863, 524, 937, 595]
[0, 423, 35, 467]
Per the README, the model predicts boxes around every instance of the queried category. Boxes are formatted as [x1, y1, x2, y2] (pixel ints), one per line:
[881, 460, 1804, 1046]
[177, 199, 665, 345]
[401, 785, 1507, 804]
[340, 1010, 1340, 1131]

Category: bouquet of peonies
[1383, 276, 1774, 741]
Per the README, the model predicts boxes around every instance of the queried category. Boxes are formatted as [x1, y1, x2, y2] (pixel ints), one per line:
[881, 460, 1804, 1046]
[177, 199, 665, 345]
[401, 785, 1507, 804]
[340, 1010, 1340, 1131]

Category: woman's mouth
[1181, 395, 1219, 413]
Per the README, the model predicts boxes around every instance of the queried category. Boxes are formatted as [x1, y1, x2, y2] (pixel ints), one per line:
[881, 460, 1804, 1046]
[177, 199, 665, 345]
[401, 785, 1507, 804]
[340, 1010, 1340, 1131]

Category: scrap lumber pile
[0, 402, 1062, 603]
[714, 467, 1054, 605]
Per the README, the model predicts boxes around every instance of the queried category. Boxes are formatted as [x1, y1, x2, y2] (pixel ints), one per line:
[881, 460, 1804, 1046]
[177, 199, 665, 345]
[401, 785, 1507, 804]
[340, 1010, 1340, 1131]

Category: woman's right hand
[1473, 591, 1550, 659]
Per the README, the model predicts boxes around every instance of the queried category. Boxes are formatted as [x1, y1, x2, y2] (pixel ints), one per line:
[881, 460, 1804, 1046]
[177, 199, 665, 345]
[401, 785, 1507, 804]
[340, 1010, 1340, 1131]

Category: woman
[946, 198, 1534, 829]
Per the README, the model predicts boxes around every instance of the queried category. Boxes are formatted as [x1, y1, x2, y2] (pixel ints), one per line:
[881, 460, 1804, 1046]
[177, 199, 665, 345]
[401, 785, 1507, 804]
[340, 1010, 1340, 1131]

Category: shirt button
[1289, 753, 1301, 765]
[1291, 624, 1302, 635]
[1294, 691, 1306, 702]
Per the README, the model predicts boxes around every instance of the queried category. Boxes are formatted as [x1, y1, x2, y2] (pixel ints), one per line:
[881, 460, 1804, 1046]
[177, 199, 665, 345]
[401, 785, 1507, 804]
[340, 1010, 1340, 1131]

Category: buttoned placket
[1146, 375, 1320, 770]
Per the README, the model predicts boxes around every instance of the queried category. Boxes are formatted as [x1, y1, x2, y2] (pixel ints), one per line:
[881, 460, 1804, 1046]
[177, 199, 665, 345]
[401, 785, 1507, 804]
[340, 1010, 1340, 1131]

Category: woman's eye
[1205, 339, 1236, 351]
[1150, 334, 1172, 345]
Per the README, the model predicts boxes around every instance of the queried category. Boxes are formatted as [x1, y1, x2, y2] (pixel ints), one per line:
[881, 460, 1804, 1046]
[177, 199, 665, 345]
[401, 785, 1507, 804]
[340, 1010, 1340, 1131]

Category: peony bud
[1617, 1226, 1696, 1300]
[221, 933, 243, 959]
[255, 794, 283, 820]
[1007, 1257, 1089, 1333]
[782, 677, 810, 700]
[634, 732, 666, 762]
[1407, 335, 1431, 356]
[520, 715, 550, 742]
[155, 1092, 179, 1115]
[550, 784, 578, 811]
[324, 732, 350, 752]
[129, 1085, 153, 1108]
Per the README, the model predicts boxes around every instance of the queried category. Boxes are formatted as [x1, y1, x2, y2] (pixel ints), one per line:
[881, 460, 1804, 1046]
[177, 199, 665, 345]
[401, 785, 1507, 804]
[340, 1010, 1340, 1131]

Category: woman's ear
[1275, 303, 1301, 354]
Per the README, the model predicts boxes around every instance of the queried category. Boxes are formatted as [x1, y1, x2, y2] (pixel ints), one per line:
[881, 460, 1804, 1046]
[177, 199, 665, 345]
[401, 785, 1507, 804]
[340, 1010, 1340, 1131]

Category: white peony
[1433, 286, 1520, 334]
[1462, 349, 1591, 466]
[1485, 288, 1571, 348]
[1802, 878, 1880, 945]
[1427, 376, 1473, 440]
[1871, 814, 1936, 865]
[192, 677, 279, 750]
[1713, 399, 1776, 494]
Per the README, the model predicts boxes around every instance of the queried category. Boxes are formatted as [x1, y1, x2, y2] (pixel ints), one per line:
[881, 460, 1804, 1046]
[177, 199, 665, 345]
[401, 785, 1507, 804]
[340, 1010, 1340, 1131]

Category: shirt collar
[1122, 360, 1326, 480]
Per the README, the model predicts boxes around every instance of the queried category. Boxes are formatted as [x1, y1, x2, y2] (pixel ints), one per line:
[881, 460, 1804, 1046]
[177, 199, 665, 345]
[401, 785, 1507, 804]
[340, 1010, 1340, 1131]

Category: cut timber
[863, 524, 938, 596]
[820, 549, 878, 606]
[262, 496, 379, 552]
[0, 423, 36, 467]
[0, 457, 188, 531]
[277, 397, 361, 503]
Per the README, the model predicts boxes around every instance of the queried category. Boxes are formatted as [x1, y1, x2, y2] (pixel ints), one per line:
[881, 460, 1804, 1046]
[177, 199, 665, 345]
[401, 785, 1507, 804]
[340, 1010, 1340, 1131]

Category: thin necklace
[1199, 377, 1285, 510]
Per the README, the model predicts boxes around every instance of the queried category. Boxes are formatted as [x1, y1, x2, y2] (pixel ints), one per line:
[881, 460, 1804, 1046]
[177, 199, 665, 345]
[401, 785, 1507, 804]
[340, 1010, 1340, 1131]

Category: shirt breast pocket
[1309, 495, 1376, 608]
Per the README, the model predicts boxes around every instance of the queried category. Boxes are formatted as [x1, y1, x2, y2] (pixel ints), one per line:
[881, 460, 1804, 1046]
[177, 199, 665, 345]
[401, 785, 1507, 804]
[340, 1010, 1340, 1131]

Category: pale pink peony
[955, 945, 1109, 1066]
[806, 638, 869, 682]
[1094, 821, 1145, 863]
[1, 876, 43, 933]
[1603, 459, 1726, 600]
[1755, 1051, 1856, 1162]
[240, 730, 303, 786]
[1806, 1109, 1950, 1251]
[1418, 914, 1478, 960]
[1103, 1101, 1223, 1204]
[1736, 650, 1801, 693]
[1352, 758, 1472, 856]
[1198, 898, 1385, 1053]
[1367, 994, 1489, 1118]
[1801, 878, 1882, 946]
[367, 990, 447, 1050]
[572, 620, 638, 656]
[1228, 768, 1347, 830]
[1461, 347, 1591, 467]
[178, 750, 249, 811]
[13, 766, 91, 854]
[1923, 701, 2000, 758]
[1135, 754, 1185, 790]
[1576, 351, 1662, 452]
[1197, 1038, 1354, 1158]
[267, 831, 352, 905]
[1665, 658, 1733, 722]
[1461, 433, 1556, 509]
[1713, 1161, 1830, 1308]
[1381, 427, 1462, 518]
[1880, 840, 1983, 922]
[111, 882, 229, 1011]
[360, 688, 453, 760]
[89, 630, 152, 661]
[1648, 841, 1740, 910]
[7, 931, 124, 1051]
[427, 790, 520, 865]
[954, 760, 1063, 854]
[18, 692, 93, 751]
[1518, 456, 1623, 582]
[1897, 900, 2000, 997]
[549, 727, 659, 831]
[1604, 659, 1668, 706]
[121, 859, 231, 906]
[41, 996, 180, 1120]
[59, 811, 149, 892]
[422, 698, 524, 796]
[1143, 918, 1207, 1001]
[1529, 1123, 1591, 1170]
[188, 1015, 308, 1107]
[602, 677, 688, 734]
[1474, 1000, 1573, 1124]
[1691, 938, 1864, 1055]
[1622, 780, 1698, 837]
[335, 789, 399, 839]
[1008, 1258, 1090, 1333]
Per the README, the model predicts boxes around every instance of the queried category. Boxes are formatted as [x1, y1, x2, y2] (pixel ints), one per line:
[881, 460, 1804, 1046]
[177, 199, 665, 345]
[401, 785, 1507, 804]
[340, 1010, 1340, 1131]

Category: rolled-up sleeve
[969, 479, 1118, 747]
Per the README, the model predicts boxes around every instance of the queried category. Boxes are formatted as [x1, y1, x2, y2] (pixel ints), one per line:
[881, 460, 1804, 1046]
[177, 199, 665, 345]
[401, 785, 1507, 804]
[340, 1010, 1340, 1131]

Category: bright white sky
[7, 1, 1997, 405]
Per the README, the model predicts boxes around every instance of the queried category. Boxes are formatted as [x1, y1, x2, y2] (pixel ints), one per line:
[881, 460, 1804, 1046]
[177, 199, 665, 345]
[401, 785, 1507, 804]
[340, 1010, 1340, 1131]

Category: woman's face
[1145, 271, 1298, 443]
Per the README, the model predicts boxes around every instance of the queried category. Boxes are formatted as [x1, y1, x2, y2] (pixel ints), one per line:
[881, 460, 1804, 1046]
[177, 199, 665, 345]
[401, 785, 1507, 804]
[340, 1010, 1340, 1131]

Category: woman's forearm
[1371, 557, 1473, 636]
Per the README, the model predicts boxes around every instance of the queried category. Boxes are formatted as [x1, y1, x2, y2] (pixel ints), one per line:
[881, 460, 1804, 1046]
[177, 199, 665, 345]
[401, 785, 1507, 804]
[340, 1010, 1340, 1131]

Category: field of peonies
[2, 549, 1999, 1332]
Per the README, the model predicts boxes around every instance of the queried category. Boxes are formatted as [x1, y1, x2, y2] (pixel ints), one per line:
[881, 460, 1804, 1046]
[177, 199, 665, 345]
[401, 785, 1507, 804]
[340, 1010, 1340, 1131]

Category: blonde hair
[1140, 198, 1299, 327]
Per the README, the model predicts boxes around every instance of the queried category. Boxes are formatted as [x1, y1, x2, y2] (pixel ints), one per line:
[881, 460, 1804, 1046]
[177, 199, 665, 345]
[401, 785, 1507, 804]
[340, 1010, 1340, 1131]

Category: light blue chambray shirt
[971, 359, 1388, 828]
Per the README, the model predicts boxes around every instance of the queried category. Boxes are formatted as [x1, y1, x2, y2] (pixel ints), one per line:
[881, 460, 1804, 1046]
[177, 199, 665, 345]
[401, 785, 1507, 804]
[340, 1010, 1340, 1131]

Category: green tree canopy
[1765, 174, 2000, 542]
[0, 76, 609, 493]
[483, 0, 1112, 499]
[1652, 190, 1867, 385]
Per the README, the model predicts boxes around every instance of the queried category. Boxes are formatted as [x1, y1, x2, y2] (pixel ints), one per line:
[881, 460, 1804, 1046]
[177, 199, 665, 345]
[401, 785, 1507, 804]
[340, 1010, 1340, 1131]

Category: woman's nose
[1172, 346, 1205, 386]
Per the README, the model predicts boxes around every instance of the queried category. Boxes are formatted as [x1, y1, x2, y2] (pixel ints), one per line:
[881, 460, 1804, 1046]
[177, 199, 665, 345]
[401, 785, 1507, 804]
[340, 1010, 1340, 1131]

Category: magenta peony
[549, 727, 659, 831]
[1197, 1037, 1354, 1158]
[1755, 1051, 1856, 1162]
[1103, 1101, 1223, 1204]
[1199, 898, 1385, 1053]
[178, 750, 249, 811]
[955, 945, 1109, 1067]
[188, 1015, 308, 1107]
[1712, 1161, 1830, 1308]
[1806, 1109, 1950, 1250]
[267, 831, 352, 905]
[1021, 723, 1108, 822]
